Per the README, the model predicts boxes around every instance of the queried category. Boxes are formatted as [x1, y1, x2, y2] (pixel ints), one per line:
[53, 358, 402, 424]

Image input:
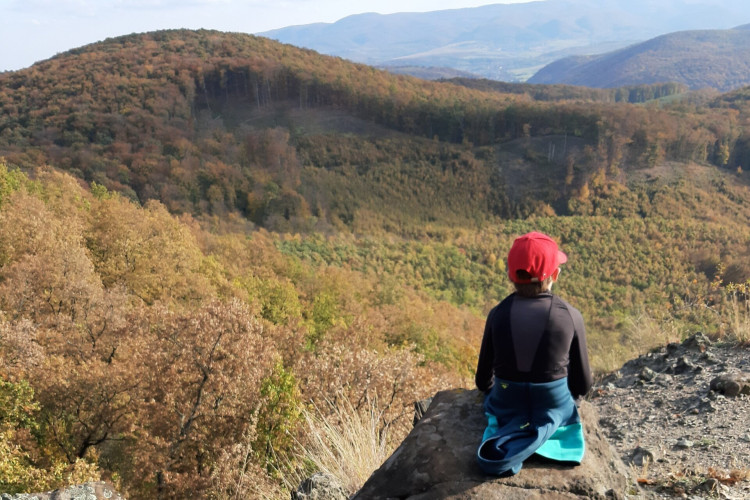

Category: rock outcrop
[0, 482, 123, 500]
[352, 389, 630, 499]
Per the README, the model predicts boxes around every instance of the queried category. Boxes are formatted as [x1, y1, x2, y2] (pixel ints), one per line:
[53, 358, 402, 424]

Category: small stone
[599, 417, 617, 429]
[629, 446, 656, 466]
[693, 478, 720, 494]
[682, 332, 711, 352]
[294, 472, 348, 500]
[611, 429, 627, 440]
[675, 437, 694, 449]
[602, 371, 622, 385]
[710, 372, 750, 397]
[614, 377, 633, 389]
[665, 342, 681, 356]
[699, 351, 718, 364]
[655, 374, 673, 387]
[639, 367, 657, 382]
[671, 356, 697, 374]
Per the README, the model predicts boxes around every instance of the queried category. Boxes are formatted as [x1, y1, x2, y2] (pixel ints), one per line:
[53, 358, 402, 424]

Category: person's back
[474, 232, 592, 476]
[476, 292, 591, 398]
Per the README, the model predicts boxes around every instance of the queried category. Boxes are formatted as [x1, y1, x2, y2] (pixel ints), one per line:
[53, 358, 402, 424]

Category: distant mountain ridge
[259, 0, 750, 82]
[529, 24, 750, 91]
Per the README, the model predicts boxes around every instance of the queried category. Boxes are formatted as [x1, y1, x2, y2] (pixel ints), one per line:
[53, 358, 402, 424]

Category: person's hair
[512, 270, 554, 298]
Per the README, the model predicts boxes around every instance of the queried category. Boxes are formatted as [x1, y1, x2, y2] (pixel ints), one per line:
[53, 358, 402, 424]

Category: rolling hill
[259, 0, 750, 81]
[2, 29, 749, 232]
[529, 24, 750, 91]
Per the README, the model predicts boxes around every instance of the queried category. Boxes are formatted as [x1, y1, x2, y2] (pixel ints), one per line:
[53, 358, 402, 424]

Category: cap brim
[558, 250, 568, 265]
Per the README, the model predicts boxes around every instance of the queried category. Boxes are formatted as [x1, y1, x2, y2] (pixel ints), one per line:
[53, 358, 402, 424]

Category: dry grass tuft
[707, 466, 750, 485]
[624, 311, 684, 353]
[291, 395, 393, 497]
[724, 293, 750, 344]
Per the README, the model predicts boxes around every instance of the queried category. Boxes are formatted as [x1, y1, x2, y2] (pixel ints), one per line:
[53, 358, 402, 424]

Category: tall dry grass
[287, 395, 394, 497]
[624, 310, 684, 354]
[592, 310, 686, 373]
[709, 270, 750, 344]
[724, 292, 750, 344]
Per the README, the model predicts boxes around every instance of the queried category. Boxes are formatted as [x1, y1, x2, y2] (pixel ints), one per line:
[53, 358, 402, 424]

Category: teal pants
[477, 377, 584, 476]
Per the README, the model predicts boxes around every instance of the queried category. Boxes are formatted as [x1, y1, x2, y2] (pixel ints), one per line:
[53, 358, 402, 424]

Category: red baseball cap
[507, 231, 567, 284]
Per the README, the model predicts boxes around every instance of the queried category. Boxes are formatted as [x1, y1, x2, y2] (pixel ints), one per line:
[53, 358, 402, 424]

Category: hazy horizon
[0, 0, 537, 72]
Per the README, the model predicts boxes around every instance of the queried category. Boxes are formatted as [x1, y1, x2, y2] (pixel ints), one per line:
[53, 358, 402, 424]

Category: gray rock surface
[352, 389, 630, 500]
[710, 372, 750, 397]
[0, 482, 122, 500]
[292, 472, 348, 500]
[592, 333, 750, 499]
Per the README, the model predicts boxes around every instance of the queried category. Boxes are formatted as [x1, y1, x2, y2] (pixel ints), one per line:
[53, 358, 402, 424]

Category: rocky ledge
[590, 333, 750, 499]
[352, 390, 631, 499]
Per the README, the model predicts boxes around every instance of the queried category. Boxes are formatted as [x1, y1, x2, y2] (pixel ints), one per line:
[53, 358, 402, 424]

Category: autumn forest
[0, 30, 749, 498]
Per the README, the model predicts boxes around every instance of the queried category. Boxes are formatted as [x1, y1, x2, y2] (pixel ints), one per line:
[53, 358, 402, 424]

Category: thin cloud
[9, 0, 233, 13]
[113, 0, 233, 8]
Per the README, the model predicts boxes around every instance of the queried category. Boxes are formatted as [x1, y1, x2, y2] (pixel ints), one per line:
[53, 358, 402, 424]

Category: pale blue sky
[0, 0, 535, 72]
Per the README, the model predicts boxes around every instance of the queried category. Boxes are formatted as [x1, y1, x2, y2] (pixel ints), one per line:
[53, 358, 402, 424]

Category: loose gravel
[589, 333, 750, 499]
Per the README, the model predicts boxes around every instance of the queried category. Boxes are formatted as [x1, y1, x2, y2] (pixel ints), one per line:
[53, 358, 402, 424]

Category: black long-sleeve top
[475, 292, 593, 398]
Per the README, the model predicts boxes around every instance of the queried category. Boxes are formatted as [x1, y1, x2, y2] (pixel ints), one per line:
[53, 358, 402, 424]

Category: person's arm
[475, 308, 496, 393]
[567, 309, 593, 398]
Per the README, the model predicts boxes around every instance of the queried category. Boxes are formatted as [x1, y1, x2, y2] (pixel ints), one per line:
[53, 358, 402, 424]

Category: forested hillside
[1, 30, 749, 498]
[0, 164, 477, 497]
[2, 30, 750, 228]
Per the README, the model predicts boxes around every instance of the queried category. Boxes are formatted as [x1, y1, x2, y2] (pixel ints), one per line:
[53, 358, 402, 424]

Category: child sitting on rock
[475, 231, 592, 476]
